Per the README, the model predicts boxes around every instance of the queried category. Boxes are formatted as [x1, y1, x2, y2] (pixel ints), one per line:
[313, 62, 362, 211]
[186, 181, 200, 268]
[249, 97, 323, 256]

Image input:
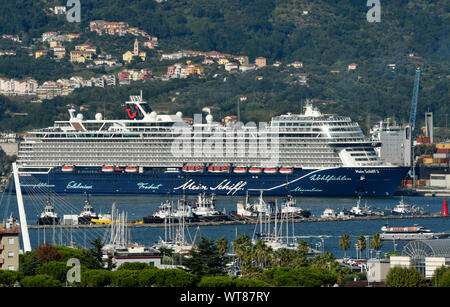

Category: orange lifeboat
[182, 165, 204, 173]
[102, 166, 114, 173]
[233, 167, 247, 174]
[125, 166, 138, 173]
[208, 166, 230, 173]
[61, 165, 75, 172]
[264, 168, 278, 174]
[279, 168, 293, 174]
[249, 167, 262, 174]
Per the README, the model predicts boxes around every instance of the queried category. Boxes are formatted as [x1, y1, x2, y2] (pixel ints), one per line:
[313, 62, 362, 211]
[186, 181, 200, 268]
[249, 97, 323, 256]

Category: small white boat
[321, 208, 337, 219]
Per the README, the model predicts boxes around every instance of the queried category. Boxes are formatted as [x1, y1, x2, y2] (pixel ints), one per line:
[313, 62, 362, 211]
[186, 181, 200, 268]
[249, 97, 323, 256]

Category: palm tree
[232, 233, 251, 263]
[339, 234, 351, 258]
[356, 235, 367, 259]
[370, 233, 382, 258]
[216, 236, 229, 259]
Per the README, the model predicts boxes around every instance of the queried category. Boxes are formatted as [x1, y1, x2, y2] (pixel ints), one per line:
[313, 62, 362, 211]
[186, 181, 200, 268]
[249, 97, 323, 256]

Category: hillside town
[0, 18, 312, 101]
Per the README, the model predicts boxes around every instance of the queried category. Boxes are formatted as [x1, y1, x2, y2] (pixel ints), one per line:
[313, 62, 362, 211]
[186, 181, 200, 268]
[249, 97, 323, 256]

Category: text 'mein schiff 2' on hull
[12, 94, 409, 196]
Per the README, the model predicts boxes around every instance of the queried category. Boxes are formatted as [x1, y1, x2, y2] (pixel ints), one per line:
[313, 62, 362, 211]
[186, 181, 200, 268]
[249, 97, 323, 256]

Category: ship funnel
[442, 198, 448, 216]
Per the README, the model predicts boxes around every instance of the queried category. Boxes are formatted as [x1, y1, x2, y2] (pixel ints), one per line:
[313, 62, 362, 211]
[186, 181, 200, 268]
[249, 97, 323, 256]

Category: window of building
[8, 251, 14, 258]
[8, 238, 14, 245]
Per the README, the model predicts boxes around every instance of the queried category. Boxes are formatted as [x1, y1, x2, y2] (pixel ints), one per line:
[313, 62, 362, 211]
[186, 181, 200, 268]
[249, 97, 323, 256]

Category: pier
[27, 213, 449, 229]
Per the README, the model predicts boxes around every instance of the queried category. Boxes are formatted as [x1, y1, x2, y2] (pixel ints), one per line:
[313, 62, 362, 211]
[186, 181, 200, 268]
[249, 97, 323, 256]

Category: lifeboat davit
[182, 165, 204, 173]
[264, 168, 278, 174]
[233, 167, 247, 174]
[102, 166, 114, 173]
[249, 167, 262, 174]
[279, 168, 293, 174]
[125, 166, 138, 173]
[61, 165, 75, 172]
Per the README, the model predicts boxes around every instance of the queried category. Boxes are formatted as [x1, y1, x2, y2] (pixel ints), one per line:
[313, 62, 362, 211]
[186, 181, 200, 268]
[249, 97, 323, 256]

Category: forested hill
[0, 0, 448, 134]
[1, 0, 448, 64]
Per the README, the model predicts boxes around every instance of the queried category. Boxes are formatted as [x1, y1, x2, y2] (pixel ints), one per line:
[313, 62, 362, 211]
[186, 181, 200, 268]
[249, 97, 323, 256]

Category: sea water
[1, 193, 448, 259]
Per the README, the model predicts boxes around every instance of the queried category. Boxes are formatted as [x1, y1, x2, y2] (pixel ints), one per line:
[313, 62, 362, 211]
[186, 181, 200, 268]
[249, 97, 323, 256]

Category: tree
[339, 234, 351, 258]
[19, 252, 41, 276]
[21, 274, 62, 287]
[431, 266, 450, 287]
[183, 237, 226, 277]
[232, 233, 251, 264]
[0, 270, 23, 287]
[369, 233, 382, 258]
[216, 236, 229, 259]
[88, 237, 109, 269]
[356, 235, 367, 259]
[385, 266, 427, 287]
[38, 261, 70, 283]
[80, 269, 112, 287]
[34, 243, 63, 264]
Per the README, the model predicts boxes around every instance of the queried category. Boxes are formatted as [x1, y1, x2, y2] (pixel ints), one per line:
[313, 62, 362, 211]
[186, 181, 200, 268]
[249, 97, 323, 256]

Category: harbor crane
[408, 66, 421, 137]
[408, 66, 421, 180]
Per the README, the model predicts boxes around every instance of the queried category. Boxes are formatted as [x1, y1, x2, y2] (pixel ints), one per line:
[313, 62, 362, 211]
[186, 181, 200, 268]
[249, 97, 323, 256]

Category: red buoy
[443, 198, 448, 216]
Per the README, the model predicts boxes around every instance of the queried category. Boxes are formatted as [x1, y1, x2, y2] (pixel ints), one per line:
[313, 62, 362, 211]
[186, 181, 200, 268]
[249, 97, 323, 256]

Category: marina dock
[27, 212, 449, 229]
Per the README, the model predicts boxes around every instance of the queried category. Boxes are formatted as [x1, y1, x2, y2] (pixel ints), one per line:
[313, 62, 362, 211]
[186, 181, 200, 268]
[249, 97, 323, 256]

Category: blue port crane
[408, 66, 421, 137]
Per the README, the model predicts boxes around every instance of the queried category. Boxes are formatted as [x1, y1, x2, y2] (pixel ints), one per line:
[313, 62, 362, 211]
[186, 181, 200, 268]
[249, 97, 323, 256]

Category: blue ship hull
[11, 166, 409, 197]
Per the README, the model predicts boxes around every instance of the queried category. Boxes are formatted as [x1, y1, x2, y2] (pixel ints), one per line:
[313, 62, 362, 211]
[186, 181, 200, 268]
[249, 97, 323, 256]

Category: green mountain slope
[0, 0, 448, 134]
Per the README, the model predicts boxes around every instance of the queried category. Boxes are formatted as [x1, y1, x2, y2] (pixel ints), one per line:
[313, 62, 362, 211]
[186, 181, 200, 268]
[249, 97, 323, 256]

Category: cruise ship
[11, 94, 409, 196]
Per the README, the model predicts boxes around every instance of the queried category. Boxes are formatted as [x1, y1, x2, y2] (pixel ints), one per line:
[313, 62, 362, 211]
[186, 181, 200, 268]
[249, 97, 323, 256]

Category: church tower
[133, 38, 139, 55]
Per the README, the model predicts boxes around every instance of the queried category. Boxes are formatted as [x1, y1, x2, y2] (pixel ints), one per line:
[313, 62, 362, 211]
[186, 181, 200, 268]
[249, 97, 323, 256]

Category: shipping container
[433, 153, 450, 159]
[436, 148, 450, 154]
[436, 144, 450, 149]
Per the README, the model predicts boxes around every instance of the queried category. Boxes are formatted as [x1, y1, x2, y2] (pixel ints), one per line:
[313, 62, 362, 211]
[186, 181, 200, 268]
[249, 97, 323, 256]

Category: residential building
[161, 52, 184, 61]
[0, 218, 20, 271]
[0, 78, 38, 95]
[53, 47, 66, 59]
[90, 20, 129, 36]
[1, 35, 20, 42]
[42, 32, 59, 42]
[234, 56, 249, 65]
[53, 6, 66, 15]
[75, 44, 97, 54]
[70, 50, 94, 63]
[289, 61, 304, 68]
[35, 50, 48, 59]
[37, 81, 62, 100]
[0, 51, 16, 56]
[203, 57, 214, 65]
[348, 63, 358, 71]
[225, 62, 239, 72]
[67, 33, 81, 41]
[255, 57, 267, 68]
[239, 64, 256, 72]
[218, 58, 230, 65]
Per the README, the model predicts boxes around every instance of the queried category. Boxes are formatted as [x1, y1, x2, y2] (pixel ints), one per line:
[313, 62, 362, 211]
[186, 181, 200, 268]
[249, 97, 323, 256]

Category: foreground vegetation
[1, 236, 449, 287]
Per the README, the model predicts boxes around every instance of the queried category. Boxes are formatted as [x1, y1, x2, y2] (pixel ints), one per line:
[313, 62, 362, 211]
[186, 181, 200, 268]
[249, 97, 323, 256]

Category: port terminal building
[367, 239, 450, 282]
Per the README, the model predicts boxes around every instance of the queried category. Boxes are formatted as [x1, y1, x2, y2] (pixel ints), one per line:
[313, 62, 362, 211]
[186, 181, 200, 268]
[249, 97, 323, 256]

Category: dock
[27, 213, 449, 229]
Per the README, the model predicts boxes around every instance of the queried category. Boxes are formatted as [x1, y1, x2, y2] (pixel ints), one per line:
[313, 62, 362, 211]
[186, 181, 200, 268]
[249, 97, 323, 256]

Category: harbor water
[1, 193, 448, 259]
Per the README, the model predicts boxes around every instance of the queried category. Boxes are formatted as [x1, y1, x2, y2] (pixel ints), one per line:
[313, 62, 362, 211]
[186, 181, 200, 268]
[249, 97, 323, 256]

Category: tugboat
[386, 197, 425, 216]
[37, 200, 60, 225]
[280, 195, 310, 218]
[321, 208, 337, 219]
[78, 195, 99, 225]
[192, 192, 229, 221]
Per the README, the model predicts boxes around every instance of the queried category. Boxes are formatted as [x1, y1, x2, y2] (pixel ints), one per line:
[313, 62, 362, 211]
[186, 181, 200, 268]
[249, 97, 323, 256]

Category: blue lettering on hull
[11, 167, 409, 197]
